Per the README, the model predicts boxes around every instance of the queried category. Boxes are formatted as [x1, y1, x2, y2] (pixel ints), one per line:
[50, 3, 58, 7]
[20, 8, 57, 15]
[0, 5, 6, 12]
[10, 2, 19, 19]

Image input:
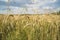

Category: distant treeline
[52, 11, 60, 15]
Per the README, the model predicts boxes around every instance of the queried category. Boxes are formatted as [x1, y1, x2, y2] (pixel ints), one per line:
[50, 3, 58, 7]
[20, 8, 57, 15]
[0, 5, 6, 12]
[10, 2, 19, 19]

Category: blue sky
[0, 0, 60, 14]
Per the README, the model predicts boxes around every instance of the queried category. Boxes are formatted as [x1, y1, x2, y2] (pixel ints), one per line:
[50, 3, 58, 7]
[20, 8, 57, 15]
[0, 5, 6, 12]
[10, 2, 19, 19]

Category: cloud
[5, 6, 28, 14]
[2, 6, 40, 14]
[0, 0, 57, 8]
[0, 0, 59, 14]
[26, 0, 57, 8]
[0, 0, 8, 2]
[42, 6, 53, 10]
[24, 0, 55, 13]
[50, 0, 57, 3]
[31, 0, 57, 4]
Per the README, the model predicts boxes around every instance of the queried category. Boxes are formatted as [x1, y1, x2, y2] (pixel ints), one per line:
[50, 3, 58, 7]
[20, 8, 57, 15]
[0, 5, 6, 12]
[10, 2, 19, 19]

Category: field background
[0, 14, 60, 40]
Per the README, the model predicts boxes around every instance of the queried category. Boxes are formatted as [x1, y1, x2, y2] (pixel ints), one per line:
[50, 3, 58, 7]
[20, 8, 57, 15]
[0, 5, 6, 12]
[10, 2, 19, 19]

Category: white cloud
[5, 6, 40, 14]
[50, 0, 57, 3]
[13, 0, 20, 1]
[31, 0, 57, 4]
[0, 0, 57, 14]
[26, 0, 57, 9]
[0, 0, 21, 2]
[31, 0, 39, 3]
[0, 0, 8, 2]
[25, 0, 57, 13]
[5, 0, 8, 2]
[6, 6, 28, 14]
[42, 6, 53, 10]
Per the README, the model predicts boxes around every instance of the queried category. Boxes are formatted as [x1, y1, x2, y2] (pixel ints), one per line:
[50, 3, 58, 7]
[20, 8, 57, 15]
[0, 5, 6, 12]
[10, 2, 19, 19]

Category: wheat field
[0, 14, 60, 40]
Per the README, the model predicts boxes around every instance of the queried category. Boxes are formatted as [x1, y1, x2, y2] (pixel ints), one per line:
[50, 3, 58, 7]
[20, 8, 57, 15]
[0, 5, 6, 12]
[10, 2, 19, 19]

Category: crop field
[0, 14, 60, 40]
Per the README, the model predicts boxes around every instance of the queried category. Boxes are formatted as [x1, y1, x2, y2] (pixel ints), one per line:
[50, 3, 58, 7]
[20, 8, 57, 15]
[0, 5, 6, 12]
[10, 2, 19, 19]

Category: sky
[0, 0, 60, 14]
